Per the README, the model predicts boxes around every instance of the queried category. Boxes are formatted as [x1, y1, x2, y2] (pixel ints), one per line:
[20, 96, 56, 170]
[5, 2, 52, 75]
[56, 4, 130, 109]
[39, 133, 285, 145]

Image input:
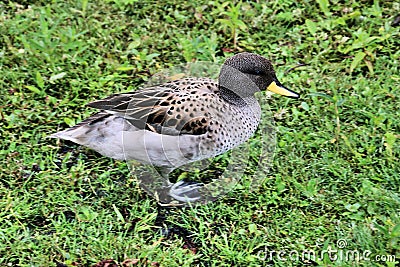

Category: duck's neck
[219, 86, 250, 107]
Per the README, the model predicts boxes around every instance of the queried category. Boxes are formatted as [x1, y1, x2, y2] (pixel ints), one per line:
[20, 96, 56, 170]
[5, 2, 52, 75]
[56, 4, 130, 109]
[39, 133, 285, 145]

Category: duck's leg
[157, 166, 204, 204]
[158, 166, 174, 185]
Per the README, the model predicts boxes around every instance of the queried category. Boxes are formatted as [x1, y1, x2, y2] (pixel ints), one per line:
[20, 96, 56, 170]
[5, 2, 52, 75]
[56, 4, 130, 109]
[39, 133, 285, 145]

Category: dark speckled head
[219, 52, 299, 103]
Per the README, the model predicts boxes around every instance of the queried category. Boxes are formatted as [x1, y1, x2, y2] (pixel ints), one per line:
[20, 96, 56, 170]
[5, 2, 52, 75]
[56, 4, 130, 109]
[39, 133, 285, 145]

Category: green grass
[1, 0, 399, 266]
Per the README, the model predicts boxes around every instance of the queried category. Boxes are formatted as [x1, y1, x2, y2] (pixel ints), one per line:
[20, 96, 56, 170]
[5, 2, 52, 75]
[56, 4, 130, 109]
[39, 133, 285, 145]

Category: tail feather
[50, 112, 138, 160]
[50, 112, 123, 145]
[49, 127, 91, 145]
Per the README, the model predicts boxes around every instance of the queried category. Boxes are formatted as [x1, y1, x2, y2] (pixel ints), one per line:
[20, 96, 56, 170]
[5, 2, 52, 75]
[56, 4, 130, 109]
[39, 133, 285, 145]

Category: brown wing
[87, 78, 219, 136]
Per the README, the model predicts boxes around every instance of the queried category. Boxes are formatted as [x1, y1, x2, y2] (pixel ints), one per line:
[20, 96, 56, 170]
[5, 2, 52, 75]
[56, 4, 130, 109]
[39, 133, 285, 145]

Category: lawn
[1, 0, 399, 266]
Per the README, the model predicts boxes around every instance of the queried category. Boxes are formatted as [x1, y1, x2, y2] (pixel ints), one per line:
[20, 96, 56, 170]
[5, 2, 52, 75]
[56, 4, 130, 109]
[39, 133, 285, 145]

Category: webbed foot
[168, 180, 204, 203]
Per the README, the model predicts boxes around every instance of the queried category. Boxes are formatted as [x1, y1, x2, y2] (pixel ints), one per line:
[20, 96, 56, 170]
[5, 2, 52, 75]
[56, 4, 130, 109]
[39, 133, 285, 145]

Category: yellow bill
[267, 81, 299, 98]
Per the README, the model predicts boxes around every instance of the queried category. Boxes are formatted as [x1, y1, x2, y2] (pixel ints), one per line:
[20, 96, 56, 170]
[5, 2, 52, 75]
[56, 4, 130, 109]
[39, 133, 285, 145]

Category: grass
[1, 0, 399, 266]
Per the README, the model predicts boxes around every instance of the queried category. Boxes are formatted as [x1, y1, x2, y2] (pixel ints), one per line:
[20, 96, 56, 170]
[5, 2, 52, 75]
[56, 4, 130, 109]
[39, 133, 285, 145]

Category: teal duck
[51, 52, 299, 203]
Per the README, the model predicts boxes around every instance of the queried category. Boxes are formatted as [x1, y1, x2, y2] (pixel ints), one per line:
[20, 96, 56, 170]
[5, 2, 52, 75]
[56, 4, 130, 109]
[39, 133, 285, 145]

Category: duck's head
[219, 52, 299, 102]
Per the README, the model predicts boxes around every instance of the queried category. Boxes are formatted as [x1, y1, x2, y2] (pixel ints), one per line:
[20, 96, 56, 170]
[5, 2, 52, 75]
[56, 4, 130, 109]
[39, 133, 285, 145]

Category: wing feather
[87, 78, 219, 136]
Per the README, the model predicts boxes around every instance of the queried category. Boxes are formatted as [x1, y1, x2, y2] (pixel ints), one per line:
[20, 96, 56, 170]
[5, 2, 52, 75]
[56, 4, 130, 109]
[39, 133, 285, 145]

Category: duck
[51, 52, 299, 205]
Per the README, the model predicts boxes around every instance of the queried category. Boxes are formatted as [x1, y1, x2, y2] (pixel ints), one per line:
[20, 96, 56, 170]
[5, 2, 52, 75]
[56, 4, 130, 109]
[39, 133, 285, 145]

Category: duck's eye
[248, 69, 264, 75]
